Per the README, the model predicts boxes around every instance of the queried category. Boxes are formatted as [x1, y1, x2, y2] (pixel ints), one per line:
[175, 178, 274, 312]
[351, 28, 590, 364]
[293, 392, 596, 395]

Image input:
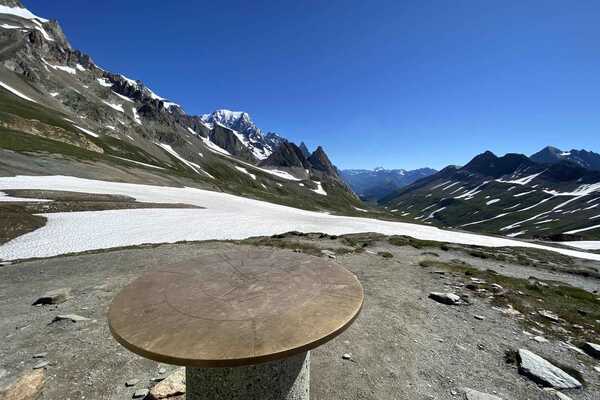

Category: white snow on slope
[132, 107, 142, 125]
[311, 181, 327, 196]
[109, 156, 165, 170]
[0, 5, 48, 22]
[564, 224, 600, 235]
[156, 143, 213, 179]
[497, 171, 545, 186]
[112, 91, 134, 103]
[75, 64, 86, 72]
[514, 190, 536, 198]
[562, 241, 600, 250]
[42, 58, 76, 74]
[486, 199, 500, 205]
[235, 166, 256, 180]
[102, 101, 124, 113]
[201, 137, 231, 156]
[1, 176, 599, 261]
[97, 78, 113, 87]
[0, 80, 37, 103]
[73, 125, 99, 138]
[0, 23, 20, 29]
[0, 191, 49, 202]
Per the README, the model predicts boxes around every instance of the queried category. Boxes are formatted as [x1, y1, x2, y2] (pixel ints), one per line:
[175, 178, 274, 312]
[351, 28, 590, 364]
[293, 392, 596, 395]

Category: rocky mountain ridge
[382, 147, 600, 240]
[0, 1, 361, 213]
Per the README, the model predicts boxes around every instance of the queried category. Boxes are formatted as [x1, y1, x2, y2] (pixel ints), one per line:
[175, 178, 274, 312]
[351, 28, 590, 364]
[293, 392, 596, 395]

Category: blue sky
[27, 0, 600, 170]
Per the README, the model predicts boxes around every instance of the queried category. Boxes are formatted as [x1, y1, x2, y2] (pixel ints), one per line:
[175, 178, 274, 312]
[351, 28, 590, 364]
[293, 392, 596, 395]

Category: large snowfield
[1, 175, 600, 261]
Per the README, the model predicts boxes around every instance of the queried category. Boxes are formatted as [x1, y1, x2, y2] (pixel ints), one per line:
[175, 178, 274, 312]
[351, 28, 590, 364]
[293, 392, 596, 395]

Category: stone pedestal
[186, 352, 310, 400]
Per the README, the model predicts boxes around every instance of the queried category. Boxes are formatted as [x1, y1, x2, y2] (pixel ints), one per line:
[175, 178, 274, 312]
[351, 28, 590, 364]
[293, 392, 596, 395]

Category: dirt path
[0, 239, 598, 399]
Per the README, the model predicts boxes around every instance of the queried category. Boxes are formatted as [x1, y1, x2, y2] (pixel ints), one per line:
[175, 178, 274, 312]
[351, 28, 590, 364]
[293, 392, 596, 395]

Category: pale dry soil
[0, 236, 599, 400]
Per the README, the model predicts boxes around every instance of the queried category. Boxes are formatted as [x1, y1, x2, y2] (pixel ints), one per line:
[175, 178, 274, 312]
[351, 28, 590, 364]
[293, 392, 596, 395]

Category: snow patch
[156, 143, 213, 179]
[97, 78, 113, 87]
[1, 176, 600, 261]
[234, 166, 256, 180]
[311, 181, 327, 196]
[0, 80, 37, 103]
[102, 101, 124, 113]
[73, 125, 99, 138]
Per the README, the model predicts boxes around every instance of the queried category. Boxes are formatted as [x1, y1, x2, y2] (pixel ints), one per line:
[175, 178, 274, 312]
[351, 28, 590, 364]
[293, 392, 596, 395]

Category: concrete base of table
[186, 351, 310, 400]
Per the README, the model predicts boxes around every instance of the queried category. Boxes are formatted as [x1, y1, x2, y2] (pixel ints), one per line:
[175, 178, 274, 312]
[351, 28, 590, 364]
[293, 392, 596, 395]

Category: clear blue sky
[27, 0, 600, 170]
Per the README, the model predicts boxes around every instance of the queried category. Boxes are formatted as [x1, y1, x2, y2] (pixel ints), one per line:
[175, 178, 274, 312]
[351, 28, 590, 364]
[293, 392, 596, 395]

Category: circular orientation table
[108, 247, 364, 400]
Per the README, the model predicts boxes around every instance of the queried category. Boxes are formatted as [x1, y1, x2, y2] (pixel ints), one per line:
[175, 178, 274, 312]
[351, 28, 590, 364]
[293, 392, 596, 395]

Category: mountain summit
[530, 146, 600, 171]
[0, 1, 361, 212]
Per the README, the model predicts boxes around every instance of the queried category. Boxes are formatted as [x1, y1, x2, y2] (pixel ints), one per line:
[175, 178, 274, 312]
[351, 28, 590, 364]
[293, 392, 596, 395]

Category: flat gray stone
[538, 310, 560, 322]
[429, 292, 461, 305]
[517, 349, 582, 389]
[133, 388, 149, 398]
[464, 388, 503, 400]
[51, 314, 90, 323]
[32, 288, 71, 305]
[32, 361, 48, 370]
[125, 379, 139, 387]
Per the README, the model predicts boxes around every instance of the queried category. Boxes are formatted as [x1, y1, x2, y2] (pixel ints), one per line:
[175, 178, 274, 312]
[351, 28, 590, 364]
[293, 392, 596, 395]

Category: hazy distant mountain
[341, 167, 437, 201]
[530, 146, 600, 171]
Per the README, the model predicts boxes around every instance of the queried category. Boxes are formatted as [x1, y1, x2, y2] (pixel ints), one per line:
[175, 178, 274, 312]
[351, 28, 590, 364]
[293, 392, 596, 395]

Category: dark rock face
[531, 146, 600, 171]
[299, 142, 310, 158]
[209, 124, 256, 162]
[308, 146, 337, 176]
[462, 151, 536, 178]
[260, 142, 310, 169]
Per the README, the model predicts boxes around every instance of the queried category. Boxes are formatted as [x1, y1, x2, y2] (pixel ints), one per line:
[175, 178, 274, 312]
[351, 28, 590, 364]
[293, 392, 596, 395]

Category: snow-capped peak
[0, 4, 48, 22]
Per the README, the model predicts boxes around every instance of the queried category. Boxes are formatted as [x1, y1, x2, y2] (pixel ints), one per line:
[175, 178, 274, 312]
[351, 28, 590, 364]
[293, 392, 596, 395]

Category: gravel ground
[0, 239, 599, 399]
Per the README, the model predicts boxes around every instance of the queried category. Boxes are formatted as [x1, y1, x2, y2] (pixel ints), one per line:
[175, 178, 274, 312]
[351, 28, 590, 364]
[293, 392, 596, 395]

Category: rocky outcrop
[517, 349, 582, 389]
[0, 369, 45, 400]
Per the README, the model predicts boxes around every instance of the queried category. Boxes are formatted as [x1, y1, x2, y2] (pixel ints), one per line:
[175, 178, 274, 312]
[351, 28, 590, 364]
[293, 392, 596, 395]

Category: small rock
[32, 288, 71, 305]
[517, 349, 582, 389]
[533, 336, 549, 343]
[580, 342, 600, 359]
[158, 367, 166, 374]
[51, 314, 90, 323]
[342, 353, 352, 360]
[464, 388, 504, 400]
[320, 249, 336, 259]
[148, 368, 185, 399]
[32, 353, 47, 359]
[32, 361, 48, 370]
[125, 379, 139, 387]
[594, 366, 600, 373]
[151, 377, 164, 382]
[474, 315, 485, 321]
[490, 283, 504, 293]
[429, 292, 461, 305]
[133, 388, 149, 398]
[538, 310, 560, 323]
[495, 305, 521, 316]
[0, 369, 45, 400]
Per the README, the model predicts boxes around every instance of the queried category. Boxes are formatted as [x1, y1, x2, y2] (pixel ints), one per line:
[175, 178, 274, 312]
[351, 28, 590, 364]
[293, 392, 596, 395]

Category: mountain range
[381, 146, 600, 240]
[341, 167, 437, 201]
[0, 0, 362, 213]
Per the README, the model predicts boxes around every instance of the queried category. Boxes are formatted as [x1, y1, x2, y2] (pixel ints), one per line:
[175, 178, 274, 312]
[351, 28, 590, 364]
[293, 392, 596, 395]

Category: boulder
[517, 349, 582, 389]
[464, 388, 504, 400]
[32, 288, 71, 305]
[581, 342, 600, 359]
[0, 369, 45, 400]
[148, 368, 185, 399]
[429, 292, 461, 305]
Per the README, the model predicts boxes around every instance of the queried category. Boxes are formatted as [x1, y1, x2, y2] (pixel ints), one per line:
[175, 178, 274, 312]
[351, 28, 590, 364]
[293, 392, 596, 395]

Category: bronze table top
[108, 248, 364, 367]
